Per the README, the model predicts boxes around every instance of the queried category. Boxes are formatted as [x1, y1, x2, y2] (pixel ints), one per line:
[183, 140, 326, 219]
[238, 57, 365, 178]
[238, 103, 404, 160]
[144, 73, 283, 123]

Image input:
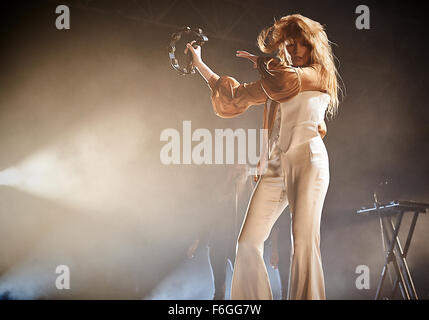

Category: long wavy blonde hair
[257, 14, 343, 118]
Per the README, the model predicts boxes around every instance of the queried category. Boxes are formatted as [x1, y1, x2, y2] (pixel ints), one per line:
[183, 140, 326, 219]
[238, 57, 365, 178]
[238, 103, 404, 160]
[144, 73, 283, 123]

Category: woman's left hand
[318, 120, 327, 139]
[236, 50, 258, 68]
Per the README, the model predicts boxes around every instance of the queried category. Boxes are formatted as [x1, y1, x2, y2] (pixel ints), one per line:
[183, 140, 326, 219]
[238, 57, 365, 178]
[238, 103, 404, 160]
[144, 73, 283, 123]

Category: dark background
[0, 0, 428, 299]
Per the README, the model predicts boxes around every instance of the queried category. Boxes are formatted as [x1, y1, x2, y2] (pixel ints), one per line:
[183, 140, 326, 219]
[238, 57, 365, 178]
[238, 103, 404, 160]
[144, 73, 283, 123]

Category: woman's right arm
[186, 41, 268, 118]
[204, 75, 268, 118]
[186, 43, 325, 118]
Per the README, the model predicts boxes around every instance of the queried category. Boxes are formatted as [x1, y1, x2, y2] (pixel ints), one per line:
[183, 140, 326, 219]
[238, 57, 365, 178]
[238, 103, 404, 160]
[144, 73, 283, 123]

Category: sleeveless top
[276, 91, 330, 153]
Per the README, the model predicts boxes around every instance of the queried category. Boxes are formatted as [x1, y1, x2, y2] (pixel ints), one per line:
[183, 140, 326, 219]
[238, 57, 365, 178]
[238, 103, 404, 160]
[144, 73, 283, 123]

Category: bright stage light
[0, 167, 22, 186]
[0, 109, 152, 217]
[0, 150, 80, 199]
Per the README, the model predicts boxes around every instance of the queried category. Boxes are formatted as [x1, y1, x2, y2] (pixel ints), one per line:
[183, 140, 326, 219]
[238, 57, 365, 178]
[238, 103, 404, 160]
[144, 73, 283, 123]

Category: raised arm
[256, 56, 327, 100]
[185, 42, 326, 118]
[184, 41, 267, 118]
[190, 50, 267, 118]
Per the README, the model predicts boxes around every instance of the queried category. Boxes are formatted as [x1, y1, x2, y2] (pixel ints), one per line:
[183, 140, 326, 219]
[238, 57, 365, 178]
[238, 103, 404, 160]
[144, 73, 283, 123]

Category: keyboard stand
[356, 201, 428, 300]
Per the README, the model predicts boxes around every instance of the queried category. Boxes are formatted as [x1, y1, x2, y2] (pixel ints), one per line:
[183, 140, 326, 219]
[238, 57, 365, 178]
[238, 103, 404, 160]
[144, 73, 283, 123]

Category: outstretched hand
[236, 50, 258, 69]
[185, 40, 202, 67]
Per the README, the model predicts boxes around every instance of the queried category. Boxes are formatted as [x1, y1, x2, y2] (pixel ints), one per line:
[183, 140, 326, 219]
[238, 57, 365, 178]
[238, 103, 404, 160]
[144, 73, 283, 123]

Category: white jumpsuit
[231, 91, 330, 300]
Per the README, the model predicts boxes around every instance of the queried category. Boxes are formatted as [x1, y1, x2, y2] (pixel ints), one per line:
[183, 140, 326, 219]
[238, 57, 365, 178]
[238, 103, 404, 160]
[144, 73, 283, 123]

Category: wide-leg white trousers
[230, 135, 329, 300]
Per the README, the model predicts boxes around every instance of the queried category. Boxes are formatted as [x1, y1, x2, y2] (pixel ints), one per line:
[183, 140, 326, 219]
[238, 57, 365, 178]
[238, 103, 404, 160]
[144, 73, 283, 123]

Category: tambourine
[168, 27, 208, 75]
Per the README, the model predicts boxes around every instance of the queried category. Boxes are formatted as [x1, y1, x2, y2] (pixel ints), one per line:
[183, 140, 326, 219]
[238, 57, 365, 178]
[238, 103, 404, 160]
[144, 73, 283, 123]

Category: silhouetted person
[187, 164, 253, 299]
